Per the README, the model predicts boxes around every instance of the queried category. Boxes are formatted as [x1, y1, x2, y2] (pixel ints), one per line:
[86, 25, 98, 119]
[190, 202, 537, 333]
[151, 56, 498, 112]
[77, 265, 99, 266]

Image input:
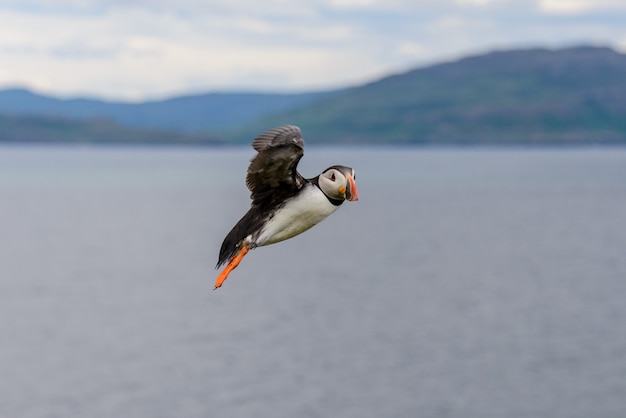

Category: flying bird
[214, 125, 359, 289]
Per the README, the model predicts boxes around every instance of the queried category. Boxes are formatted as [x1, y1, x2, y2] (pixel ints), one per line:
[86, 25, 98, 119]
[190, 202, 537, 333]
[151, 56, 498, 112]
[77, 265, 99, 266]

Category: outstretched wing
[246, 125, 305, 206]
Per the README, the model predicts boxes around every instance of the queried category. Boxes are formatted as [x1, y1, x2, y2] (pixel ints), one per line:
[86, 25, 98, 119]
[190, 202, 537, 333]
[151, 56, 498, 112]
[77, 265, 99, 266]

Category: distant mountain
[0, 114, 217, 145]
[1, 46, 625, 145]
[0, 89, 335, 133]
[235, 46, 626, 145]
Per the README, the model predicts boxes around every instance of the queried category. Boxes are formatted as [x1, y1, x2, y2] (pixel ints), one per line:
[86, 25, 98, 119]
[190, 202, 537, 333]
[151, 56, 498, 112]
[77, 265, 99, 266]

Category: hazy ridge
[1, 46, 625, 145]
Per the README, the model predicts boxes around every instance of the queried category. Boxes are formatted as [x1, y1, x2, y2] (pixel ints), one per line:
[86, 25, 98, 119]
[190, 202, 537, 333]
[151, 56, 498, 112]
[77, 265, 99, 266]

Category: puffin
[214, 125, 359, 289]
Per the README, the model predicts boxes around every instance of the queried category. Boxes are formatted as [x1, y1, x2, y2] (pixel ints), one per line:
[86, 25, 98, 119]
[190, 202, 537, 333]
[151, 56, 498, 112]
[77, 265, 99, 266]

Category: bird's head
[319, 165, 359, 202]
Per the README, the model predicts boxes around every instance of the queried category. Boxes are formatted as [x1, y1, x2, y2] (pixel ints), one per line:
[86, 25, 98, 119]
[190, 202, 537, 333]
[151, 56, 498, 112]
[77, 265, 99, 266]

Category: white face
[319, 168, 349, 200]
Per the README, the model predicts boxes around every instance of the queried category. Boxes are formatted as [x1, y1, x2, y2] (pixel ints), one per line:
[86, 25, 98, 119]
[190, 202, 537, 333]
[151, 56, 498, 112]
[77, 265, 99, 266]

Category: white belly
[253, 186, 339, 246]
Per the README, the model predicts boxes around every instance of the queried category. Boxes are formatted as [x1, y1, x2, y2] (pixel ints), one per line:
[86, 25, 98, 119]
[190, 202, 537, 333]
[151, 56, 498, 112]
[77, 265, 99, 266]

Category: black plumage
[217, 125, 306, 267]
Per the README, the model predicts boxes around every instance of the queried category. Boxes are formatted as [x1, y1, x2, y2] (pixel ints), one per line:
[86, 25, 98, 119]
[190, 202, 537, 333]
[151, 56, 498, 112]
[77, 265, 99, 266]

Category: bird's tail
[216, 207, 260, 268]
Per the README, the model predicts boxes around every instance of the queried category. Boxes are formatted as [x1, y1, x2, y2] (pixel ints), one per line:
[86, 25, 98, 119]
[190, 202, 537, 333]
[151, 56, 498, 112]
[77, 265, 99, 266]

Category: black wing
[245, 125, 305, 206]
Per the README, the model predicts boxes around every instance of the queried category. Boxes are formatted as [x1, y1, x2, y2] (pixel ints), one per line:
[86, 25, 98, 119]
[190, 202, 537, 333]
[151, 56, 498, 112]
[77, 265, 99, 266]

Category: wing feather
[245, 125, 305, 206]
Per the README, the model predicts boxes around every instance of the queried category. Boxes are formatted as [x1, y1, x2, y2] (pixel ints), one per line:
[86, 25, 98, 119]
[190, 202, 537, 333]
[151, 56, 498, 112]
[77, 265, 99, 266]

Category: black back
[217, 125, 307, 267]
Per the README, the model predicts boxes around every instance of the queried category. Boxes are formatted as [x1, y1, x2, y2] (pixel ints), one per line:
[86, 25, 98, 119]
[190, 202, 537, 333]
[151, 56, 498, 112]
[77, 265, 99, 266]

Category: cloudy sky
[1, 0, 625, 101]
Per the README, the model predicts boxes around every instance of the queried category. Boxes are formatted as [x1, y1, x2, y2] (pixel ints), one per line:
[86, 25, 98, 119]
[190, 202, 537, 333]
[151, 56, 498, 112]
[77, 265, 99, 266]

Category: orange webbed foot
[214, 245, 249, 289]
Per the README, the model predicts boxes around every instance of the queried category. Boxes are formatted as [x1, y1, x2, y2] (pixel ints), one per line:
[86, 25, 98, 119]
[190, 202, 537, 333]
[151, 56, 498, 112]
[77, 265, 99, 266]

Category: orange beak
[345, 174, 359, 201]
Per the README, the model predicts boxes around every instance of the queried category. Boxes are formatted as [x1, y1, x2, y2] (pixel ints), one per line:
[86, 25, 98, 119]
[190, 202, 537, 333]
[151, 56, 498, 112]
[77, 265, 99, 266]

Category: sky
[1, 0, 625, 101]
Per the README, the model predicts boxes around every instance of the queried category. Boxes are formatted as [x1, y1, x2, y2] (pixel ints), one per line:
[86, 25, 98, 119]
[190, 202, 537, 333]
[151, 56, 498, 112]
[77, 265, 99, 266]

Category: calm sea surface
[1, 145, 626, 418]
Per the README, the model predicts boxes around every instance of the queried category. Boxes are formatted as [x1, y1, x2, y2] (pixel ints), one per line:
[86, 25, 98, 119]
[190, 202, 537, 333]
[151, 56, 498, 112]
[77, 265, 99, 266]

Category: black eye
[330, 173, 336, 181]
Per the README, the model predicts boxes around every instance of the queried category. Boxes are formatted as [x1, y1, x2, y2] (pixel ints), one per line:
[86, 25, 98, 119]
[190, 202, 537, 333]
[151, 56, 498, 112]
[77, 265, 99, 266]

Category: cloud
[539, 0, 626, 14]
[0, 0, 624, 100]
[0, 5, 377, 99]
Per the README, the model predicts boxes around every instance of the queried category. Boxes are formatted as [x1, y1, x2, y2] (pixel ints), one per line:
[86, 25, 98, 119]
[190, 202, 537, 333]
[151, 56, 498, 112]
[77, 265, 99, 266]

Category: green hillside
[2, 46, 625, 145]
[235, 46, 626, 145]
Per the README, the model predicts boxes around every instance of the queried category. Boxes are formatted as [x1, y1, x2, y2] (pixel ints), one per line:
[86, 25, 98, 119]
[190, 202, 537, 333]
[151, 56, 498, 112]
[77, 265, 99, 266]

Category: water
[1, 145, 626, 418]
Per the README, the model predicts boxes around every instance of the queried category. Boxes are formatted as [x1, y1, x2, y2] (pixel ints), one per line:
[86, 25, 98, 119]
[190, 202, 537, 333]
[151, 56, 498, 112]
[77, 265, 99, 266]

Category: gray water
[1, 145, 626, 418]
